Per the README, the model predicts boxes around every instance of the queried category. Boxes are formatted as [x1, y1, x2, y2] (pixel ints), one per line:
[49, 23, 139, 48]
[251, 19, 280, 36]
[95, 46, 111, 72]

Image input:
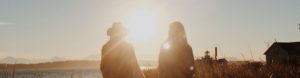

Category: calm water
[0, 66, 156, 78]
[0, 70, 102, 78]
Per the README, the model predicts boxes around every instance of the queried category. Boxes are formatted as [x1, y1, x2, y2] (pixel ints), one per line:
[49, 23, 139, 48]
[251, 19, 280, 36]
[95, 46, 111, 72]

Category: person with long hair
[158, 21, 195, 78]
[101, 22, 144, 78]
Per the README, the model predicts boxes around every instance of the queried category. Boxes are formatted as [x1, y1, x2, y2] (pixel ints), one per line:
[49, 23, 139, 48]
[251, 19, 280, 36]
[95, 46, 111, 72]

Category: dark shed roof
[264, 42, 300, 55]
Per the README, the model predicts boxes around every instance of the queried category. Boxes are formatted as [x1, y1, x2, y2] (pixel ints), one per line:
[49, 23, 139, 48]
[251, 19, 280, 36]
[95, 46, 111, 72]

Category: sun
[125, 10, 158, 43]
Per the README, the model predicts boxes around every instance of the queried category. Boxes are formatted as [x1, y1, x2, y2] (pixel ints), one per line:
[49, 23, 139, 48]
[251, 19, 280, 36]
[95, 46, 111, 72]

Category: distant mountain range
[0, 60, 100, 70]
[0, 60, 155, 70]
[0, 54, 100, 64]
[0, 56, 44, 64]
[82, 54, 100, 60]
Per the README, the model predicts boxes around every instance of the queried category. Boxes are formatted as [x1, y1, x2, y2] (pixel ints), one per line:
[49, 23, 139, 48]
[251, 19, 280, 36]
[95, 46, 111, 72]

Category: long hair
[168, 21, 188, 44]
[159, 21, 194, 78]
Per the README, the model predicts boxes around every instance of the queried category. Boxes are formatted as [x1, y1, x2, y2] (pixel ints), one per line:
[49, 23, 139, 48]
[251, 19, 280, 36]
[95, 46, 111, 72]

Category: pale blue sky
[0, 0, 299, 61]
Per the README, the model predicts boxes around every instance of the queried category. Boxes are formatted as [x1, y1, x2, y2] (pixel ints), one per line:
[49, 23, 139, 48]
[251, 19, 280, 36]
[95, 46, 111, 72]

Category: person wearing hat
[101, 22, 144, 78]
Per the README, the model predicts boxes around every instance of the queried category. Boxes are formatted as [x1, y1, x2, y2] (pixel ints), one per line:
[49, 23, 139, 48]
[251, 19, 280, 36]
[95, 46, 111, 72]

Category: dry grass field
[143, 61, 300, 78]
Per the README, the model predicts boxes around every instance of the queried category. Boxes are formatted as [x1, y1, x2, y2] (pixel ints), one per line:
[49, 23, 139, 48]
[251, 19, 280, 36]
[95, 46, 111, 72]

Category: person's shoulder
[102, 40, 112, 47]
[122, 41, 134, 47]
[161, 40, 169, 45]
[101, 41, 111, 51]
[122, 40, 130, 45]
[160, 40, 171, 50]
[185, 43, 193, 51]
[186, 43, 192, 48]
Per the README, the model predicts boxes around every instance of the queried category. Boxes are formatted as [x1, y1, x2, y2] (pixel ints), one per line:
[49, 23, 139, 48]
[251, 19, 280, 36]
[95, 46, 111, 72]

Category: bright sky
[0, 0, 299, 61]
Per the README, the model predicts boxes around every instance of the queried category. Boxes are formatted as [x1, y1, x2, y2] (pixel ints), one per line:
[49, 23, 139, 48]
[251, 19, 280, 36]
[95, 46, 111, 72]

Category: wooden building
[264, 42, 300, 65]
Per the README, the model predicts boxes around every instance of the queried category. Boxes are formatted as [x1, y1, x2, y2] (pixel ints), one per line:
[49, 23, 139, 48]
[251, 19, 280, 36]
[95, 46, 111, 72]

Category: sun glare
[125, 10, 158, 43]
[163, 42, 170, 49]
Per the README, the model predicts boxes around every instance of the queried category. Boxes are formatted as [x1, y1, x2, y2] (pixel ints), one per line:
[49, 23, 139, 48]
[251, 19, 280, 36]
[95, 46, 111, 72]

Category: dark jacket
[158, 41, 195, 78]
[101, 39, 144, 78]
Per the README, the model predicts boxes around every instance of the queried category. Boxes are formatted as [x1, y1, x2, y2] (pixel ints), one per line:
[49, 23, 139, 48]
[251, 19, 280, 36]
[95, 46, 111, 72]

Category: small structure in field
[264, 42, 300, 65]
[195, 47, 228, 65]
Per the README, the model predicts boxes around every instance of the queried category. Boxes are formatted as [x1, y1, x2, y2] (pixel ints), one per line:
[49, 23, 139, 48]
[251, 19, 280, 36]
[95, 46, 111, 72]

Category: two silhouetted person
[101, 22, 144, 78]
[159, 22, 195, 78]
[101, 22, 195, 78]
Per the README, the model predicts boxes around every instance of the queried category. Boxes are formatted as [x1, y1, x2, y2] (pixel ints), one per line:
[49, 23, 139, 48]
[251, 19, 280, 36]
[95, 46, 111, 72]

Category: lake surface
[0, 70, 102, 78]
[0, 66, 156, 78]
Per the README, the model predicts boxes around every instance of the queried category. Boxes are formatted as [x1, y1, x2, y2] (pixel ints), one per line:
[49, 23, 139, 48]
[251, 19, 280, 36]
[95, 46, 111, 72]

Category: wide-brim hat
[107, 22, 128, 37]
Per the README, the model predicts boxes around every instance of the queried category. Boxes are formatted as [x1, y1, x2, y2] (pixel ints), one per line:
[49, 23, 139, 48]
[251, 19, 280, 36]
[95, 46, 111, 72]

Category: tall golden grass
[142, 62, 300, 78]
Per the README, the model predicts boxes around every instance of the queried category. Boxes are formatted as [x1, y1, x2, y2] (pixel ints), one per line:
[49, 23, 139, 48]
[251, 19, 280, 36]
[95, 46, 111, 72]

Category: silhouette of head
[168, 21, 187, 42]
[107, 22, 128, 39]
